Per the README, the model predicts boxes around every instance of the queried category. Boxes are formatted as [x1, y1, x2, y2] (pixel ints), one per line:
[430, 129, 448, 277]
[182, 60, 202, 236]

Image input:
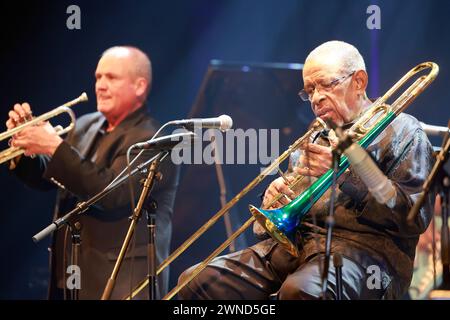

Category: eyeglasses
[298, 71, 355, 102]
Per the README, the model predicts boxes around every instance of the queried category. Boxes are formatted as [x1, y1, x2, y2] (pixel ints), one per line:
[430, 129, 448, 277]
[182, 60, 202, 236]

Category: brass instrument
[0, 92, 88, 164]
[127, 62, 438, 300]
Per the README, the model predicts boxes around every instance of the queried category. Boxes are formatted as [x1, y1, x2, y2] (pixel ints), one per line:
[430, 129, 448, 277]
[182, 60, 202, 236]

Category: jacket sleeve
[10, 155, 55, 191]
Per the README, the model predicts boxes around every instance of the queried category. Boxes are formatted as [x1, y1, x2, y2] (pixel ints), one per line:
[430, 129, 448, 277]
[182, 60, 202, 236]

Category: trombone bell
[249, 205, 300, 257]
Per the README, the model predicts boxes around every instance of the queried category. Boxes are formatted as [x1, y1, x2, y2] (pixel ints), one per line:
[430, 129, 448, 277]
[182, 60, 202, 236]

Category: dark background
[0, 0, 448, 299]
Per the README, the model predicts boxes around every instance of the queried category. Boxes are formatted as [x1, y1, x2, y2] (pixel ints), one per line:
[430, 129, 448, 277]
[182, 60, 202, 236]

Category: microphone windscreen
[219, 115, 233, 131]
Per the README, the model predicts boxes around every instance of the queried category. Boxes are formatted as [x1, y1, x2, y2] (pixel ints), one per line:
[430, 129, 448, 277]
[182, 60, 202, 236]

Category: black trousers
[178, 239, 393, 300]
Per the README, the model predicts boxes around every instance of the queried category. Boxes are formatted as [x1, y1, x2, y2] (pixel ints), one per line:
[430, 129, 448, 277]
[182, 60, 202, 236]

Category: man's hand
[11, 122, 63, 157]
[262, 175, 296, 209]
[295, 143, 333, 177]
[255, 175, 297, 237]
[6, 102, 63, 157]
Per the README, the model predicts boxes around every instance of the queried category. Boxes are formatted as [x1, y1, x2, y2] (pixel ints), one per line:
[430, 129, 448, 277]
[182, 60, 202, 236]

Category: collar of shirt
[104, 104, 149, 133]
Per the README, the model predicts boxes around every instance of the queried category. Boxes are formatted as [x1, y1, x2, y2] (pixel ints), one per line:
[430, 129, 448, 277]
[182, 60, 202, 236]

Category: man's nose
[311, 88, 326, 106]
[96, 77, 107, 91]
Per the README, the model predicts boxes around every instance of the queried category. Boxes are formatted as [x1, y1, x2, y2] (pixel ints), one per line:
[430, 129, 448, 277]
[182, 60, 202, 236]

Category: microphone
[133, 132, 196, 150]
[173, 115, 233, 132]
[420, 121, 450, 137]
[333, 125, 397, 208]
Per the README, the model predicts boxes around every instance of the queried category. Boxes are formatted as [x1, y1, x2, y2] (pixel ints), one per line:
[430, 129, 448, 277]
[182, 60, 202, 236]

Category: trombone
[126, 62, 438, 300]
[0, 92, 88, 164]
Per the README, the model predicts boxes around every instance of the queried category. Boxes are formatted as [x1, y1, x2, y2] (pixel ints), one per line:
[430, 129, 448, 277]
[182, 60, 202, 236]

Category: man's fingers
[8, 110, 20, 124]
[283, 187, 296, 199]
[276, 181, 295, 199]
[9, 103, 33, 128]
[6, 119, 15, 130]
[13, 103, 28, 119]
[305, 155, 331, 168]
[276, 195, 290, 206]
[296, 167, 315, 177]
[13, 126, 33, 139]
[12, 137, 36, 158]
[299, 156, 325, 173]
[265, 191, 293, 208]
[11, 127, 34, 144]
[299, 154, 317, 167]
[285, 175, 297, 185]
[21, 103, 32, 118]
[304, 143, 331, 154]
[297, 164, 328, 176]
[299, 153, 332, 171]
[11, 138, 26, 149]
[264, 187, 277, 200]
[263, 181, 295, 209]
[268, 200, 284, 209]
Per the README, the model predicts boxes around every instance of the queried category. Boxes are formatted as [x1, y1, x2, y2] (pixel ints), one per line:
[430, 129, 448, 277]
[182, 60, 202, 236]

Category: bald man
[177, 41, 434, 300]
[7, 46, 180, 299]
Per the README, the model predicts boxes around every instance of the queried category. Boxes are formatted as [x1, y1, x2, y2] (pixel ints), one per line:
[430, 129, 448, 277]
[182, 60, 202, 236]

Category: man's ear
[135, 77, 148, 97]
[354, 70, 368, 92]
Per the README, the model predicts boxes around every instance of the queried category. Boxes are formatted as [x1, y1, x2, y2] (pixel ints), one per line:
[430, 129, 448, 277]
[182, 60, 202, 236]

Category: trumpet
[0, 92, 88, 164]
[126, 62, 438, 300]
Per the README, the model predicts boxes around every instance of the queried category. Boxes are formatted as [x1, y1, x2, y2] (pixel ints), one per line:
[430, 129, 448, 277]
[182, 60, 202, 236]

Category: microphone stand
[143, 195, 159, 300]
[101, 151, 168, 300]
[66, 220, 81, 300]
[333, 253, 344, 300]
[320, 148, 341, 300]
[319, 120, 351, 300]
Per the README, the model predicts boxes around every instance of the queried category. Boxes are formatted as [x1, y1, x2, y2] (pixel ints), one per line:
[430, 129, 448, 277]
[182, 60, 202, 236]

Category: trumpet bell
[249, 204, 300, 257]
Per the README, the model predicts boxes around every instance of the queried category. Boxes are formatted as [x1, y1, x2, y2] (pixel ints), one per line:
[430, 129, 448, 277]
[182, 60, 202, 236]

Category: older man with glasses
[177, 40, 434, 300]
